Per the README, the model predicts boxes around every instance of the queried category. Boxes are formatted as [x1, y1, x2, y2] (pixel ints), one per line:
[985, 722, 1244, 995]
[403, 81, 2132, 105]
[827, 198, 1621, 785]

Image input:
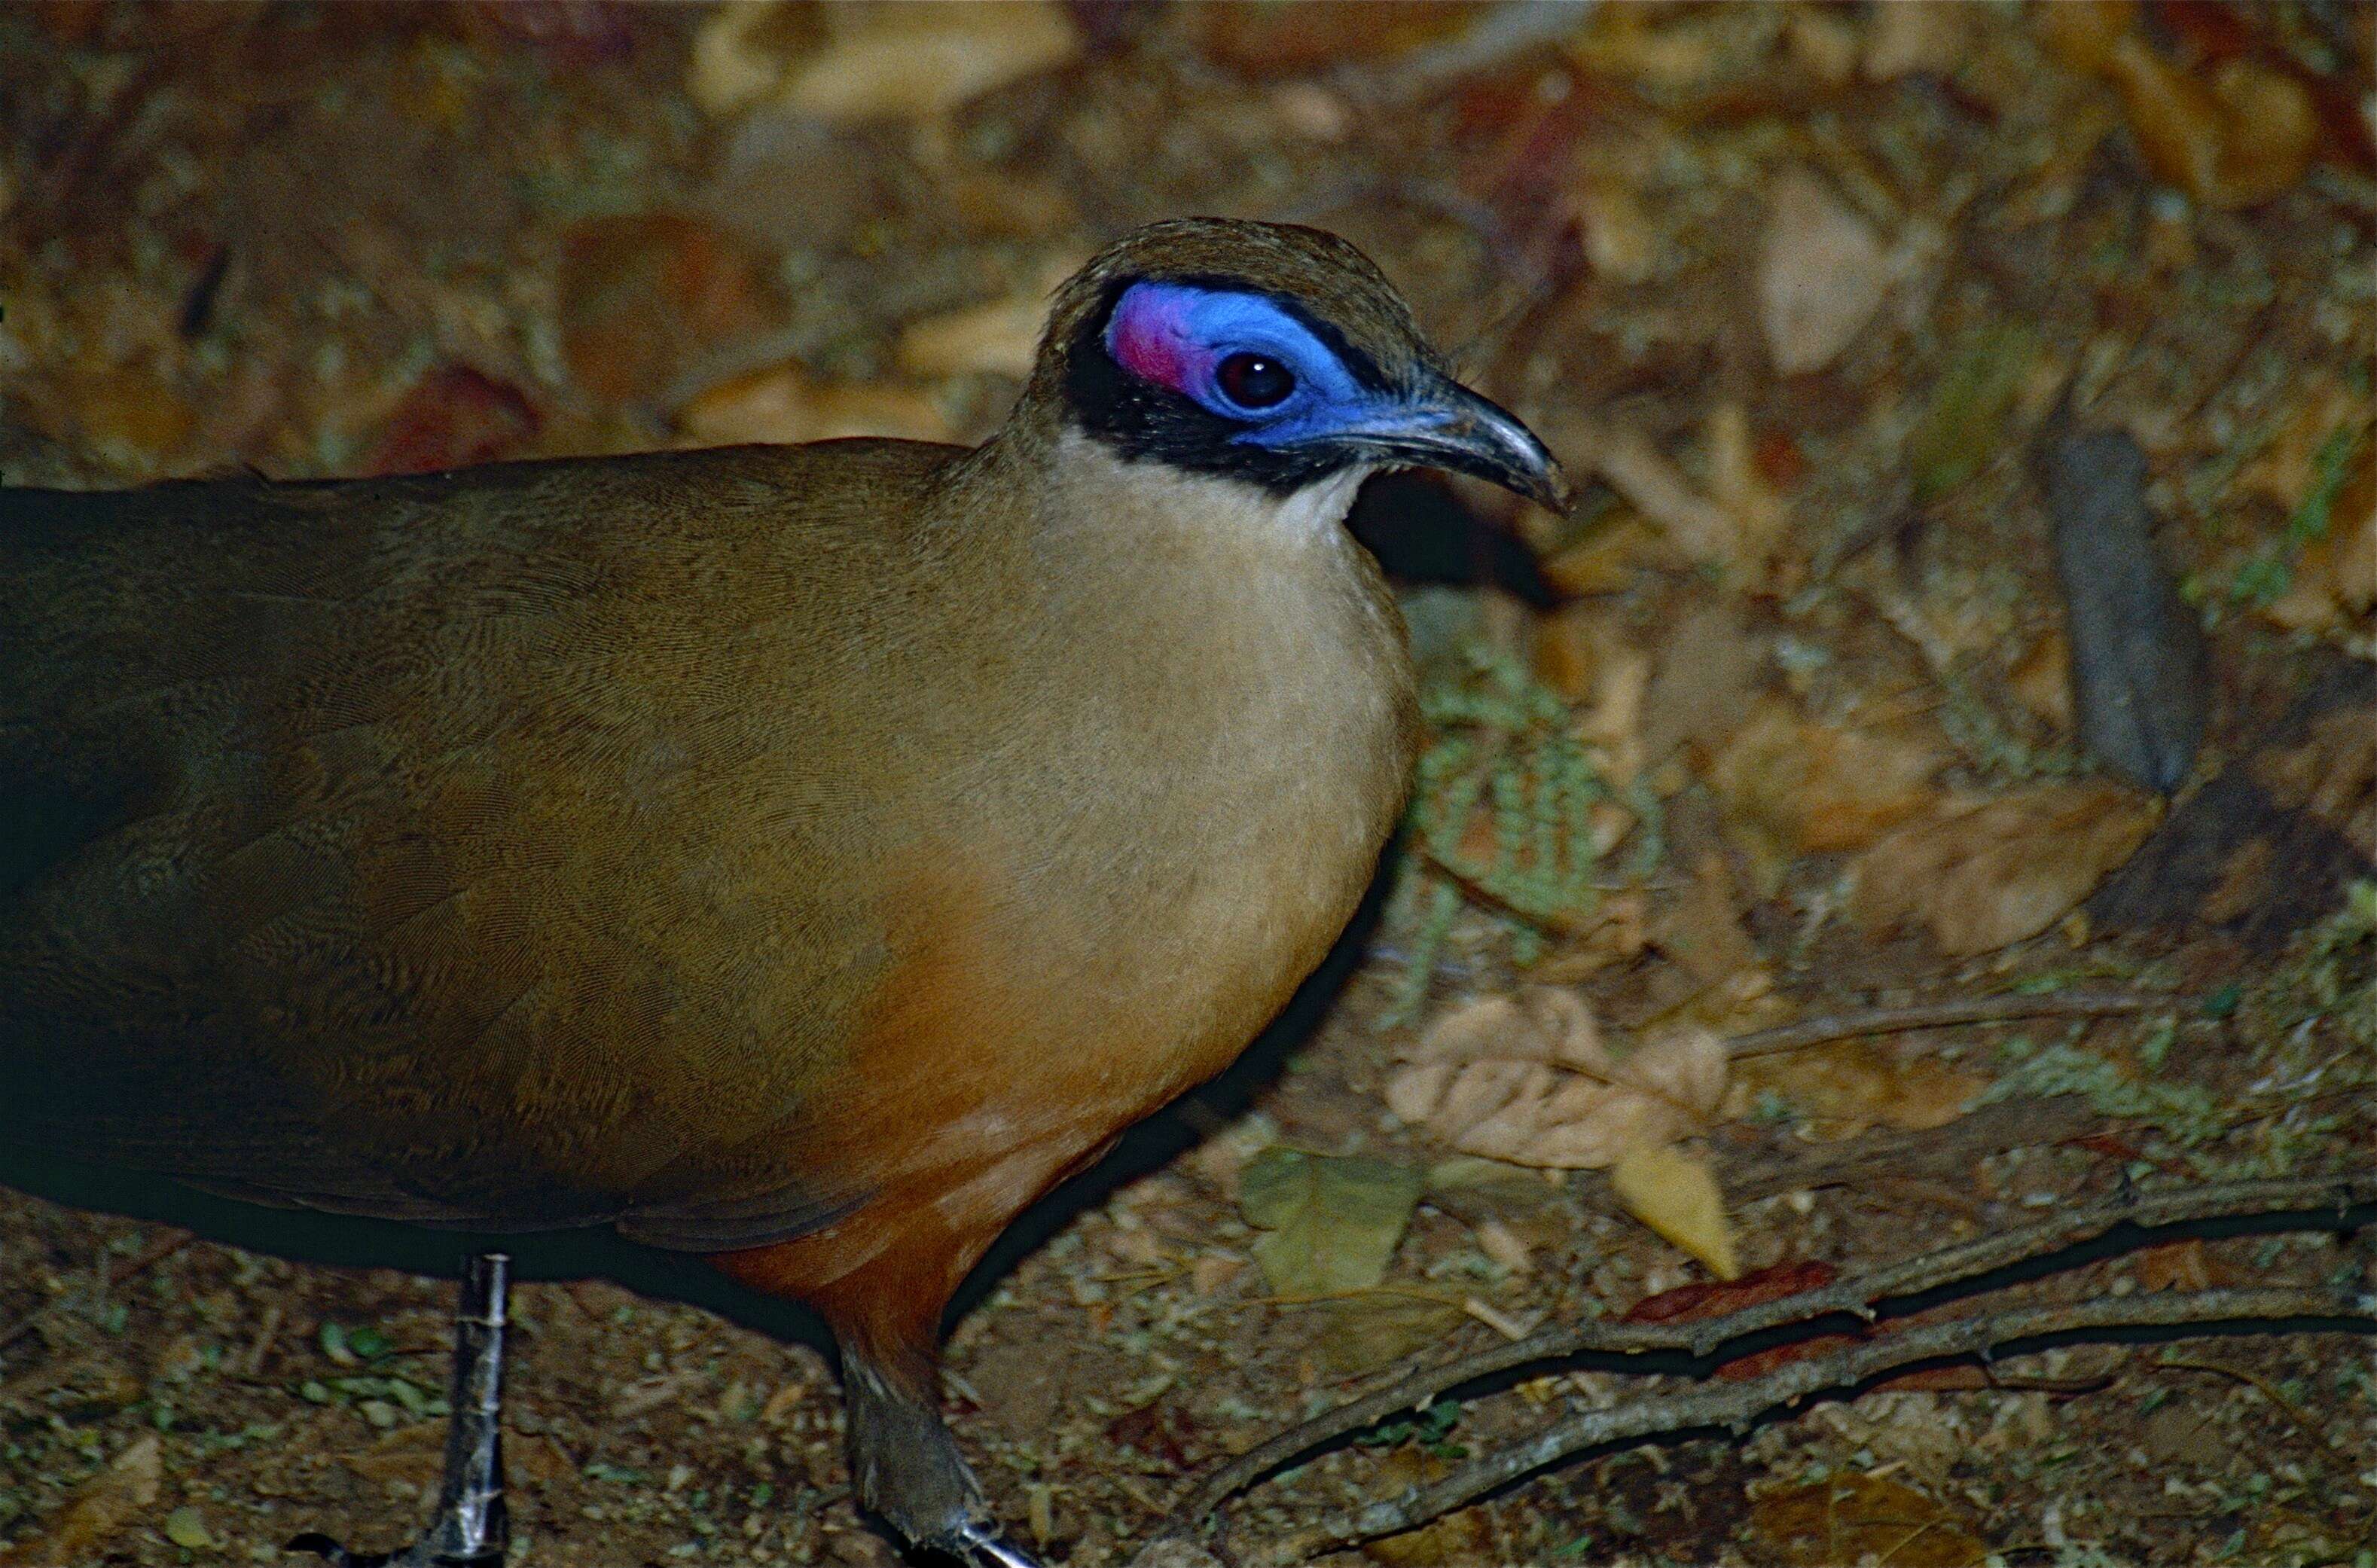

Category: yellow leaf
[1611, 1142, 1738, 1280]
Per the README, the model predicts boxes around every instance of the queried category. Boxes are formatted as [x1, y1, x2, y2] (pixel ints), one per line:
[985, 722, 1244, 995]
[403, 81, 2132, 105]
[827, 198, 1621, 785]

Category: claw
[285, 1533, 368, 1566]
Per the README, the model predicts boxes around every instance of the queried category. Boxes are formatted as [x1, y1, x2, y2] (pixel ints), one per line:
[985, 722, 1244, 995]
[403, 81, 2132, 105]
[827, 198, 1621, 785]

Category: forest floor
[2, 5, 2372, 1566]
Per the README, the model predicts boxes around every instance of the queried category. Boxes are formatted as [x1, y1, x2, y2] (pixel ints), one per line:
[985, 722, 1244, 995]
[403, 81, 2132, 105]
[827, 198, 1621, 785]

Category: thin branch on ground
[1285, 1285, 2376, 1554]
[1726, 991, 2168, 1059]
[1719, 1095, 2101, 1204]
[1161, 1172, 2375, 1534]
[2150, 1355, 2340, 1454]
[1412, 843, 1608, 941]
[0, 1226, 194, 1354]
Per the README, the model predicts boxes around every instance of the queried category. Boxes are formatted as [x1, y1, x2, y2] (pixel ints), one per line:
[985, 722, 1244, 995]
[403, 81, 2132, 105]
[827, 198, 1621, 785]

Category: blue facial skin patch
[1105, 281, 1411, 450]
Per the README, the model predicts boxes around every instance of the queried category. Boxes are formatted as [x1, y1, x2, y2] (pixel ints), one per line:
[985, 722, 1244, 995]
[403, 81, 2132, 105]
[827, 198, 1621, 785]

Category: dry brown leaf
[1625, 1260, 1857, 1378]
[2036, 0, 2137, 75]
[1192, 1, 1481, 79]
[1576, 632, 1653, 790]
[1539, 511, 1665, 596]
[1610, 1142, 1738, 1280]
[1387, 989, 1725, 1170]
[1530, 602, 1605, 703]
[2332, 474, 2377, 616]
[1759, 167, 1890, 377]
[1862, 0, 1973, 81]
[1785, 8, 1858, 86]
[340, 1420, 446, 1484]
[1, 1434, 160, 1566]
[1749, 1472, 1988, 1567]
[1188, 1253, 1246, 1297]
[896, 293, 1047, 382]
[2261, 529, 2375, 633]
[1577, 423, 1739, 572]
[1640, 596, 1768, 766]
[2253, 412, 2373, 633]
[1573, 165, 1658, 285]
[1649, 851, 1763, 988]
[2255, 705, 2377, 859]
[68, 362, 194, 477]
[1564, 5, 1731, 90]
[1317, 1293, 1466, 1379]
[687, 2, 815, 116]
[2098, 31, 2317, 206]
[1360, 1444, 1493, 1565]
[1527, 888, 1652, 985]
[1728, 1039, 1988, 1140]
[691, 2, 1079, 124]
[558, 213, 776, 407]
[367, 364, 541, 477]
[2233, 378, 2366, 514]
[1704, 402, 1790, 589]
[1709, 695, 1946, 886]
[2133, 1238, 2220, 1292]
[676, 365, 950, 447]
[2006, 627, 2075, 732]
[1849, 781, 2162, 956]
[1424, 1155, 1570, 1261]
[1471, 1219, 1534, 1275]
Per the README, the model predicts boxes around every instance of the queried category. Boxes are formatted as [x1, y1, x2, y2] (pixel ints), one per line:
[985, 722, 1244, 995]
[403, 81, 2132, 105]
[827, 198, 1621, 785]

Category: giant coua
[0, 218, 1567, 1565]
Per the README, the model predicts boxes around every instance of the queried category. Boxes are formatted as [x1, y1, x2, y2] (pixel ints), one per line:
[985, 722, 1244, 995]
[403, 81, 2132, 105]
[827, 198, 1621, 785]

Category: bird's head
[1030, 218, 1570, 516]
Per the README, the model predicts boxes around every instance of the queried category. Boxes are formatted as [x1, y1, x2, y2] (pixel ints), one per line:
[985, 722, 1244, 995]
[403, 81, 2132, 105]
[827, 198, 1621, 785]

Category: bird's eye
[1215, 352, 1295, 410]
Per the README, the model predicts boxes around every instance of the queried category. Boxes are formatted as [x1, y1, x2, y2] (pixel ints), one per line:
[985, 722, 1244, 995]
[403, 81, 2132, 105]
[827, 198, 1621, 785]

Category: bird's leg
[841, 1347, 1043, 1568]
[290, 1252, 511, 1567]
[709, 1221, 1045, 1565]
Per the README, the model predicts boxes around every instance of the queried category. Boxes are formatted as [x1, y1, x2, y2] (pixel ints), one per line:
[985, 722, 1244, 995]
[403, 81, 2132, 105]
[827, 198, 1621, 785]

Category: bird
[0, 217, 1567, 1566]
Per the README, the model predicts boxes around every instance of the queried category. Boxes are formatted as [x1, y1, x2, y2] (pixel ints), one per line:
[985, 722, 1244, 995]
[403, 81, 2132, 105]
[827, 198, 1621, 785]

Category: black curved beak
[1335, 374, 1573, 515]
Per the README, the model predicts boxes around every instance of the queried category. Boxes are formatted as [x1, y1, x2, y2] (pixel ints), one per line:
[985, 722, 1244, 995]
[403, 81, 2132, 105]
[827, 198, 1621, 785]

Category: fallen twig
[0, 1227, 193, 1356]
[1412, 842, 1609, 941]
[1289, 1284, 2375, 1554]
[1726, 990, 2168, 1059]
[1719, 1095, 2100, 1204]
[1160, 1172, 2375, 1539]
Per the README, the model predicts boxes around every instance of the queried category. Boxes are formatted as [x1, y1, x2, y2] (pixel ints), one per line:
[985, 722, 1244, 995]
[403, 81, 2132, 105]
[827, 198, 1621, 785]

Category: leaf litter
[2, 3, 2372, 1564]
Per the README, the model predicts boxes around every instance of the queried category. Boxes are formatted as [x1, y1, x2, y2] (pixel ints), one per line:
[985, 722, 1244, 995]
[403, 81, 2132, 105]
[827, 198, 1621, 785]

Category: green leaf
[1910, 324, 2041, 504]
[1240, 1148, 1422, 1298]
[2287, 423, 2363, 545]
[163, 1505, 212, 1548]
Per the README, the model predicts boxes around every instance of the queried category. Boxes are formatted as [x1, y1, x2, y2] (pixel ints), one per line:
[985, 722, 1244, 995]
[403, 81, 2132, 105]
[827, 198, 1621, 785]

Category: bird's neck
[1016, 426, 1372, 554]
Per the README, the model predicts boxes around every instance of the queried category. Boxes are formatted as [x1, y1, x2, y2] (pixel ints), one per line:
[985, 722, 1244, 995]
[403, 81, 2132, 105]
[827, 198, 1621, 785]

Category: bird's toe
[285, 1530, 501, 1567]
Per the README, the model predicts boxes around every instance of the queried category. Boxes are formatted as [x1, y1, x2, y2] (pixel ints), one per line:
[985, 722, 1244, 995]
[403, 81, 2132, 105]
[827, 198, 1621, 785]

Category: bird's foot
[284, 1532, 503, 1567]
[287, 1254, 511, 1568]
[945, 1517, 1045, 1568]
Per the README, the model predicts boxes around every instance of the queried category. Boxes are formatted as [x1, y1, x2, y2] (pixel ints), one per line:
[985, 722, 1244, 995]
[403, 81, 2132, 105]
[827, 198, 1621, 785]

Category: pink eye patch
[1106, 284, 1203, 395]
